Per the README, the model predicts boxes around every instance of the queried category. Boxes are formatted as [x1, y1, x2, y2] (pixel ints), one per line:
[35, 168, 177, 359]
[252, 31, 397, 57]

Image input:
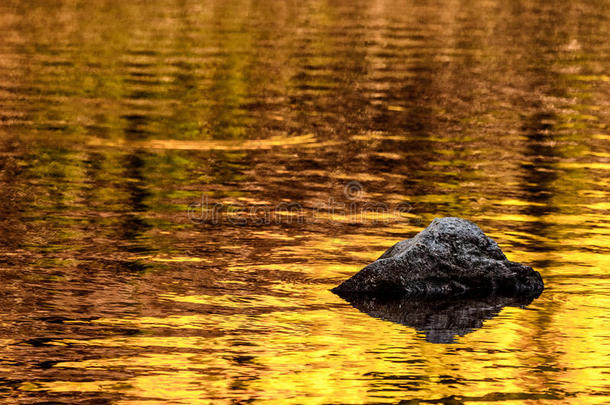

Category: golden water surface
[0, 0, 609, 403]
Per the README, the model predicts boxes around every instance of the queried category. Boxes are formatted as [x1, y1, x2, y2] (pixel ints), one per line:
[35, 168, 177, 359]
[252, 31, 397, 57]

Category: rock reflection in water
[337, 294, 539, 344]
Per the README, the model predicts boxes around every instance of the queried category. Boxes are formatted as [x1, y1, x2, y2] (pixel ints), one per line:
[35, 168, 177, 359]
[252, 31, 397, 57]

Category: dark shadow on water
[336, 293, 540, 344]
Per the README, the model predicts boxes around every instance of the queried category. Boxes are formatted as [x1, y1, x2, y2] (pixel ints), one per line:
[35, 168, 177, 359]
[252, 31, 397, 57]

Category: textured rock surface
[341, 295, 536, 343]
[332, 217, 544, 298]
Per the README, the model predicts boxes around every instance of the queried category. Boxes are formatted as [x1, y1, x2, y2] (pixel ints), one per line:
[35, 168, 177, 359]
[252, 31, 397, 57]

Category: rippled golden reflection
[1, 0, 609, 403]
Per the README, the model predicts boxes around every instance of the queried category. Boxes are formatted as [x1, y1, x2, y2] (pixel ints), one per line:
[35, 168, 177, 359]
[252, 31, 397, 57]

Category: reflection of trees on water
[0, 138, 27, 249]
[0, 0, 608, 402]
[508, 0, 603, 395]
[116, 151, 151, 252]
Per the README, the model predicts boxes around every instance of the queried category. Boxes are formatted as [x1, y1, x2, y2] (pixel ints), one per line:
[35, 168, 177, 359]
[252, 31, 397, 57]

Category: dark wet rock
[341, 294, 536, 343]
[332, 217, 544, 298]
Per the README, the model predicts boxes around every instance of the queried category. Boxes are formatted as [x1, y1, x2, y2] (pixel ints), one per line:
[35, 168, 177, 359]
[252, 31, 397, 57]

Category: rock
[341, 294, 536, 343]
[332, 217, 544, 298]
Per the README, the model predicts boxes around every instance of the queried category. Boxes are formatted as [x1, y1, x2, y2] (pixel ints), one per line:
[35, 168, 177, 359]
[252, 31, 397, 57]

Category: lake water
[1, 0, 609, 403]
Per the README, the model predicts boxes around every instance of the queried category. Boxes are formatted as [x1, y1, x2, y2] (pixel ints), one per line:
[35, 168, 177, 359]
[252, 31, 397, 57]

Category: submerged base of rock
[332, 217, 544, 298]
[337, 294, 537, 343]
